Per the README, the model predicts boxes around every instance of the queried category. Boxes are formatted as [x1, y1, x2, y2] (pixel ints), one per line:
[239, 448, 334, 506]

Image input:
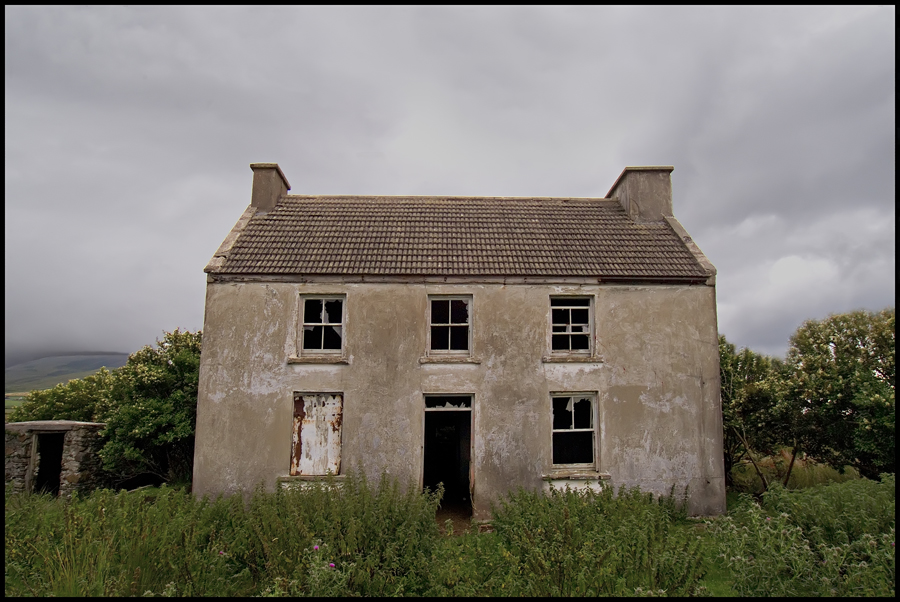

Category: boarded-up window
[291, 393, 343, 475]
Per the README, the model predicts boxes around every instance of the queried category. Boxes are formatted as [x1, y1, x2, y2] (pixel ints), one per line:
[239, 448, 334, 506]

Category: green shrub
[711, 475, 895, 596]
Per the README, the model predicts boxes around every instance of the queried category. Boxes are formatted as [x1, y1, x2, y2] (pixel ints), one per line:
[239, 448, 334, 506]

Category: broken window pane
[571, 335, 590, 350]
[323, 326, 342, 349]
[450, 326, 468, 350]
[304, 325, 324, 349]
[553, 431, 594, 464]
[432, 300, 449, 324]
[552, 397, 572, 429]
[432, 326, 449, 350]
[573, 398, 592, 429]
[450, 299, 469, 324]
[552, 308, 569, 325]
[302, 297, 344, 352]
[571, 308, 589, 324]
[552, 335, 569, 351]
[324, 300, 343, 324]
[305, 299, 323, 323]
[425, 395, 472, 409]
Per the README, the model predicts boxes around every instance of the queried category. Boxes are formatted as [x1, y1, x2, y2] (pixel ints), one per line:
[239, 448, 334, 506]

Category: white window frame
[550, 392, 598, 470]
[549, 296, 593, 356]
[299, 295, 346, 356]
[426, 295, 473, 356]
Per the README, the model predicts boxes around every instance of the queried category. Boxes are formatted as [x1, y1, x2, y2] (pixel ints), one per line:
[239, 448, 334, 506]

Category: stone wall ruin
[5, 420, 106, 497]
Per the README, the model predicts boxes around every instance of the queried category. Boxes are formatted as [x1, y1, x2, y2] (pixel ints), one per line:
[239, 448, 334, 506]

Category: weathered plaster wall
[193, 281, 725, 517]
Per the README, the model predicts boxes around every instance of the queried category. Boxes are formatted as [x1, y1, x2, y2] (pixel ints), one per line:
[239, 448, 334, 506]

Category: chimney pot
[606, 166, 674, 223]
[249, 163, 291, 212]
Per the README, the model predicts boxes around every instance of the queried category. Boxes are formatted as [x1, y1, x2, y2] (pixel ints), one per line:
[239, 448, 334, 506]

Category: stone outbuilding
[5, 420, 106, 497]
[193, 163, 725, 519]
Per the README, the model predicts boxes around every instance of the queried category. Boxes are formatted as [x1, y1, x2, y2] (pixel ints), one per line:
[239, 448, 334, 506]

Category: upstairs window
[429, 296, 471, 354]
[302, 297, 344, 353]
[551, 297, 592, 353]
[551, 394, 596, 466]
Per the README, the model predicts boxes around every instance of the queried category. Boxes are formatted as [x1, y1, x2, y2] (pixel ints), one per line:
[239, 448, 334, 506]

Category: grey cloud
[5, 5, 895, 366]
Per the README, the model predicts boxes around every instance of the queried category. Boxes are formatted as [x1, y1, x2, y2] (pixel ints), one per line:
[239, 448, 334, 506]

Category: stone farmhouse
[193, 163, 725, 519]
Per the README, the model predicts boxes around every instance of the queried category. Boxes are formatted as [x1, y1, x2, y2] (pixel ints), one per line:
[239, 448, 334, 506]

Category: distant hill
[5, 353, 130, 394]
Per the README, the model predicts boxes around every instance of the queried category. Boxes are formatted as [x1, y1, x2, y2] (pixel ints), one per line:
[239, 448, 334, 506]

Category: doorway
[423, 395, 472, 518]
[34, 432, 65, 496]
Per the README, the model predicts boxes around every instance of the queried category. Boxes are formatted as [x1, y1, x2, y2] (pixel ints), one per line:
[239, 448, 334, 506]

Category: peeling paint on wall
[291, 393, 343, 475]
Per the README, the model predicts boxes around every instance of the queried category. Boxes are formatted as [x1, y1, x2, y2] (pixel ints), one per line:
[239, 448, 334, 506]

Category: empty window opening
[291, 393, 343, 476]
[430, 297, 470, 352]
[552, 395, 595, 465]
[424, 396, 472, 517]
[34, 433, 65, 496]
[302, 298, 343, 352]
[551, 297, 591, 352]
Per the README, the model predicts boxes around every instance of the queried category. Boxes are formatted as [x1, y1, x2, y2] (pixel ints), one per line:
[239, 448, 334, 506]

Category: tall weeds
[488, 484, 704, 596]
[7, 473, 893, 597]
[710, 475, 895, 596]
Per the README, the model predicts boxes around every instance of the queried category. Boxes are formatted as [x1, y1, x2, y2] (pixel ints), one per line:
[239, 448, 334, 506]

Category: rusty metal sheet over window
[291, 393, 343, 476]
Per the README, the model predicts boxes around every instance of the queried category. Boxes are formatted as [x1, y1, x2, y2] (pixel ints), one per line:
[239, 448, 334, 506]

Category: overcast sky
[5, 6, 895, 366]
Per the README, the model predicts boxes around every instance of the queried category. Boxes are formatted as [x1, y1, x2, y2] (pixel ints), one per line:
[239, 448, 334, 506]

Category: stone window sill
[541, 355, 604, 363]
[287, 356, 348, 364]
[419, 356, 481, 364]
[277, 474, 346, 482]
[542, 471, 611, 481]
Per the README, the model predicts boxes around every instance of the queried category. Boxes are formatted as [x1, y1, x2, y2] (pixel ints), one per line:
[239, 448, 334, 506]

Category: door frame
[420, 394, 474, 504]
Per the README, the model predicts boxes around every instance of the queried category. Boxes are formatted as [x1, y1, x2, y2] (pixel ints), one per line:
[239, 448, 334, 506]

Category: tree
[778, 309, 895, 480]
[7, 329, 202, 486]
[719, 335, 784, 488]
[98, 329, 202, 484]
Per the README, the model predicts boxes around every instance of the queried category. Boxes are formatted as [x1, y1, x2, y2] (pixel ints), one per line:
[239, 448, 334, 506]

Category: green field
[5, 354, 128, 395]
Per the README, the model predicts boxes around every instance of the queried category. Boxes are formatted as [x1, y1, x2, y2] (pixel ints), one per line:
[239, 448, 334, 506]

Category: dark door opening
[34, 433, 65, 496]
[423, 410, 471, 516]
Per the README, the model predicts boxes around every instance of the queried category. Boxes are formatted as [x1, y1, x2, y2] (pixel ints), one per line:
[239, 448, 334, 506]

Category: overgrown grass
[710, 475, 895, 597]
[5, 472, 443, 597]
[5, 472, 895, 597]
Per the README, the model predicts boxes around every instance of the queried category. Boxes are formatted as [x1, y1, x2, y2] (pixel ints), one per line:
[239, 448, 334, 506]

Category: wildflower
[314, 545, 319, 550]
[219, 551, 225, 556]
[329, 563, 335, 568]
[765, 517, 771, 522]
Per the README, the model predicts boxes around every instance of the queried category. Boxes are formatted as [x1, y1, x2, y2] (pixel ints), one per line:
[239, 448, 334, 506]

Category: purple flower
[329, 563, 335, 568]
[314, 545, 319, 551]
[765, 517, 771, 522]
[219, 551, 225, 556]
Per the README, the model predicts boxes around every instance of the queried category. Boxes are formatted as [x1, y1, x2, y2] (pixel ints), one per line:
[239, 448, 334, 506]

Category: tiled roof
[208, 196, 711, 280]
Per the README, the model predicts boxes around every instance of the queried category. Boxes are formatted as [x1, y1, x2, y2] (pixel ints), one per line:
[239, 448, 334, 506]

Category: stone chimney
[250, 163, 291, 212]
[606, 166, 674, 223]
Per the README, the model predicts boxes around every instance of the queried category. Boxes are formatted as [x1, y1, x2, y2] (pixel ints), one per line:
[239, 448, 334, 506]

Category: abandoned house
[5, 420, 106, 497]
[193, 163, 725, 519]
